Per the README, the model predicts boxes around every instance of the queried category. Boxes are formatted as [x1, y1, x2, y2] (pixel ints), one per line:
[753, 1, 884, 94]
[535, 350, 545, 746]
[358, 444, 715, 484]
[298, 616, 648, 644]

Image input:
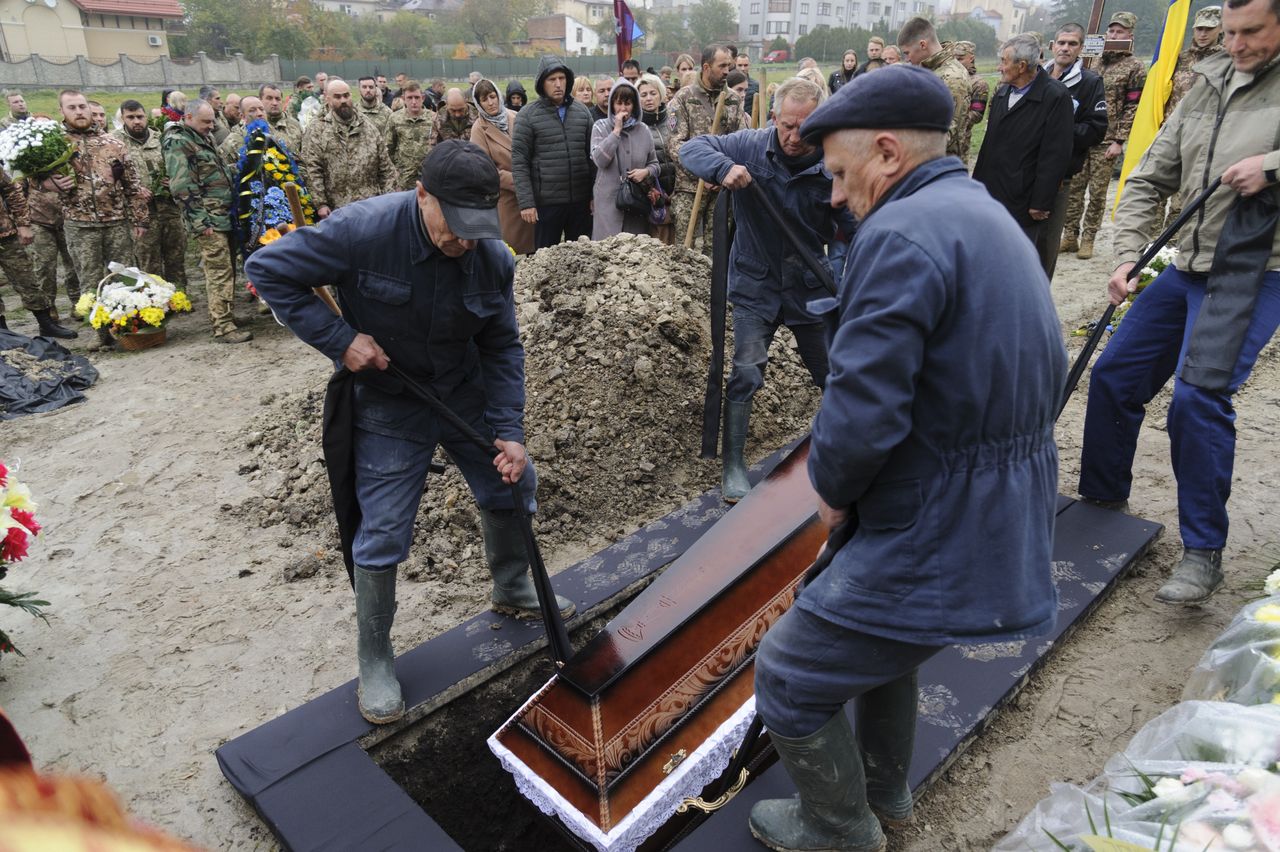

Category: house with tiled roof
[0, 0, 184, 61]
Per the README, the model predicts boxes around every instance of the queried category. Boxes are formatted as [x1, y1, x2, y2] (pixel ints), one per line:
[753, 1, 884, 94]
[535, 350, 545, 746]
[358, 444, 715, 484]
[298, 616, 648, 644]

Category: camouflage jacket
[358, 99, 393, 135]
[385, 108, 435, 190]
[968, 69, 990, 124]
[59, 126, 148, 227]
[1100, 51, 1147, 144]
[211, 110, 231, 146]
[431, 106, 478, 146]
[1, 113, 29, 129]
[114, 127, 171, 209]
[1166, 42, 1224, 118]
[301, 111, 397, 211]
[0, 168, 30, 238]
[922, 44, 973, 157]
[266, 112, 303, 154]
[668, 80, 744, 194]
[23, 180, 62, 227]
[162, 122, 234, 233]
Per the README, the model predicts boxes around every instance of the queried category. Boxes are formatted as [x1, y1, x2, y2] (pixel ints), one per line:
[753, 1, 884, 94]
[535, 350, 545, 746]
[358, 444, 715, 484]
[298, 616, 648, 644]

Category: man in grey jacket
[512, 56, 595, 249]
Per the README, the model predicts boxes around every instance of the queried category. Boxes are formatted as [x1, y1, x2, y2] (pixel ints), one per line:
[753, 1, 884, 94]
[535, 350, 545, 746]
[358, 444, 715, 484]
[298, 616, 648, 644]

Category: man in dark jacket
[247, 142, 574, 725]
[1041, 22, 1108, 278]
[504, 80, 527, 111]
[512, 56, 595, 249]
[680, 76, 855, 503]
[973, 33, 1074, 273]
[748, 65, 1065, 851]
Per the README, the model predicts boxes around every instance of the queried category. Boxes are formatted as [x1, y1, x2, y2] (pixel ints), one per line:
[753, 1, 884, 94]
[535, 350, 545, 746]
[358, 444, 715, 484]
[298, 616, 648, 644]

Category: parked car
[763, 49, 790, 63]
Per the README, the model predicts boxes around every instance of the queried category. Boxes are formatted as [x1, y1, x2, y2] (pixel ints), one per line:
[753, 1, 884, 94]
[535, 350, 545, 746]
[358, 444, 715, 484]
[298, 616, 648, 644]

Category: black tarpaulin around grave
[0, 329, 97, 420]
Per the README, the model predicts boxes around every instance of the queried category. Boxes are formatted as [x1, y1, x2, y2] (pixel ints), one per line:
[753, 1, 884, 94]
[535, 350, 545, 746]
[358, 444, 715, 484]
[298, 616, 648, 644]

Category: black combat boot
[33, 308, 78, 340]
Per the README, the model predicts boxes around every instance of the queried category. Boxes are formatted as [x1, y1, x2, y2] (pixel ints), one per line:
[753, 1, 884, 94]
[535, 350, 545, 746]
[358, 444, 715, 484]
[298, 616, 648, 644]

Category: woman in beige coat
[470, 79, 534, 255]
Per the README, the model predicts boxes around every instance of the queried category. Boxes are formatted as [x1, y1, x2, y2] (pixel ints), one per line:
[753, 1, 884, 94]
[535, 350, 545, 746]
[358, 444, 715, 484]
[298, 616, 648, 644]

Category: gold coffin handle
[675, 767, 750, 814]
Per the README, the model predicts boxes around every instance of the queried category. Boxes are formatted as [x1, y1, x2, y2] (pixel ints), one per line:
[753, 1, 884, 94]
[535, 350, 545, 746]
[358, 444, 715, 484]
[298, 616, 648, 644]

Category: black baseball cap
[418, 140, 502, 240]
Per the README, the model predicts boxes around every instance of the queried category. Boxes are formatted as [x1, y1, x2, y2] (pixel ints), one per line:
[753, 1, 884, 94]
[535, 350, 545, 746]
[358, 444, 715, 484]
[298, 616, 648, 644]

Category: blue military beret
[800, 64, 954, 143]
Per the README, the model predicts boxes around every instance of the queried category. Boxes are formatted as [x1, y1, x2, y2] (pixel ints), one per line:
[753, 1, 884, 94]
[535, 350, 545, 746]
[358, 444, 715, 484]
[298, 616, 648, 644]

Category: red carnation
[10, 509, 39, 536]
[0, 461, 7, 487]
[1, 526, 29, 563]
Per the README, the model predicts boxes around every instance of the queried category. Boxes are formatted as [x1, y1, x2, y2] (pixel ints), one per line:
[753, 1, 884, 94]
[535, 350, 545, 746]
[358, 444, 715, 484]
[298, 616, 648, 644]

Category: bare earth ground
[2, 204, 1278, 851]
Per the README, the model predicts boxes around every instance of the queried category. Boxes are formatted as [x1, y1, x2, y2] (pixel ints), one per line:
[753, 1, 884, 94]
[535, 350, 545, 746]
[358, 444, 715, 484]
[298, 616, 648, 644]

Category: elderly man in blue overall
[247, 140, 573, 725]
[680, 76, 856, 503]
[748, 66, 1066, 851]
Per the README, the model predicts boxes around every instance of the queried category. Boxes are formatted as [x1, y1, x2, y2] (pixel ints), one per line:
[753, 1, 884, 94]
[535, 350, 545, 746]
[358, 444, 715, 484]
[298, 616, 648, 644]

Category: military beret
[1109, 11, 1137, 30]
[1194, 6, 1221, 27]
[800, 64, 953, 142]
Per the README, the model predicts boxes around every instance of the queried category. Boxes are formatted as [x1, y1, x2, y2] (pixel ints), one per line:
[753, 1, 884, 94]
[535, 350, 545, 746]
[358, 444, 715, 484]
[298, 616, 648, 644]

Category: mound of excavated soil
[233, 233, 823, 581]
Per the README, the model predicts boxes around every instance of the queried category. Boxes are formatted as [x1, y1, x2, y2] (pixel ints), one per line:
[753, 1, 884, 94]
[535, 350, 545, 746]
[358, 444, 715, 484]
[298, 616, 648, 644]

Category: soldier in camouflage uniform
[431, 89, 479, 146]
[303, 80, 397, 217]
[201, 86, 232, 146]
[260, 83, 304, 155]
[24, 179, 79, 306]
[953, 41, 990, 162]
[668, 45, 744, 257]
[218, 96, 268, 164]
[899, 18, 972, 157]
[116, 100, 187, 289]
[385, 82, 435, 191]
[44, 90, 148, 349]
[2, 91, 29, 128]
[357, 77, 393, 135]
[1158, 7, 1224, 227]
[1062, 11, 1146, 259]
[0, 167, 76, 337]
[164, 99, 252, 344]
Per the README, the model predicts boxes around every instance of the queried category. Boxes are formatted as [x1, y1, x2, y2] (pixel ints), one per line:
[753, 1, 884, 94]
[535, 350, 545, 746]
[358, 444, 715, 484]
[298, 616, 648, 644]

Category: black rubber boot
[748, 711, 887, 852]
[354, 565, 405, 724]
[858, 672, 918, 829]
[721, 399, 752, 503]
[480, 508, 575, 619]
[0, 315, 7, 331]
[33, 308, 78, 340]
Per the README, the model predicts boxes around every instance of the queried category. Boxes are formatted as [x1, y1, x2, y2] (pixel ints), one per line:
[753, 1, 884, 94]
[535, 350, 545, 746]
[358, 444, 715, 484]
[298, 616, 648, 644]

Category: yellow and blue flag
[1114, 0, 1192, 212]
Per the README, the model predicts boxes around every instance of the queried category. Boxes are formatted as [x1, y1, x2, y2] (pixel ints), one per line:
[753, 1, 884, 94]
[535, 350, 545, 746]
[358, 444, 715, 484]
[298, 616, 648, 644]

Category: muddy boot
[722, 399, 752, 503]
[215, 327, 254, 344]
[33, 308, 78, 340]
[1059, 233, 1078, 254]
[480, 508, 575, 620]
[858, 673, 918, 829]
[1154, 548, 1224, 605]
[1076, 236, 1095, 260]
[1080, 496, 1130, 513]
[354, 565, 404, 724]
[749, 711, 886, 852]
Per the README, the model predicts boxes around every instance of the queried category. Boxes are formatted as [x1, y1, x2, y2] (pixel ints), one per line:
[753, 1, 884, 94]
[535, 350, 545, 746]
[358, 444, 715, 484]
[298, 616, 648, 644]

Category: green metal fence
[278, 53, 673, 84]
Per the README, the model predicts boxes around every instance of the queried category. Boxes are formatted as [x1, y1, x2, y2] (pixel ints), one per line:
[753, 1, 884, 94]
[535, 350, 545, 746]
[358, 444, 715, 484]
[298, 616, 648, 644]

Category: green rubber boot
[858, 673, 918, 829]
[748, 711, 887, 852]
[480, 508, 575, 620]
[354, 566, 405, 724]
[721, 400, 752, 503]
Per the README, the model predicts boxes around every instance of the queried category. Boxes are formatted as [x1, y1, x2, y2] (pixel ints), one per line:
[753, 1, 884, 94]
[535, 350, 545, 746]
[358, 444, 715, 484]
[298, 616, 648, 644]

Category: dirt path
[1, 210, 1277, 852]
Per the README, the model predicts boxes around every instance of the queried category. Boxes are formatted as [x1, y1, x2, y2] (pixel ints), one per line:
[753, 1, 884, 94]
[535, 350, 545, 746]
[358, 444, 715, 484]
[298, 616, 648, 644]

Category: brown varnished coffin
[494, 438, 824, 834]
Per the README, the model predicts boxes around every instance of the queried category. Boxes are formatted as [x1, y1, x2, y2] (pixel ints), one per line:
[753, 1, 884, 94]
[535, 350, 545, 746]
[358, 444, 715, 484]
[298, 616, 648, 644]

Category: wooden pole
[282, 182, 342, 317]
[683, 87, 730, 249]
[751, 74, 762, 129]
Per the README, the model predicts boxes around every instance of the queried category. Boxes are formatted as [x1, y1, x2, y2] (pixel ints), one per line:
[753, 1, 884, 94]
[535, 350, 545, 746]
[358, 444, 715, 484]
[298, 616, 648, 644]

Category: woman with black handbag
[589, 78, 659, 240]
[639, 73, 678, 244]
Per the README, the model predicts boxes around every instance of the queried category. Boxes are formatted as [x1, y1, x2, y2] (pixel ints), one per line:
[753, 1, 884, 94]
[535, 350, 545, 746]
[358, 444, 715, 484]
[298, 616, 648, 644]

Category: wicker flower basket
[115, 326, 167, 351]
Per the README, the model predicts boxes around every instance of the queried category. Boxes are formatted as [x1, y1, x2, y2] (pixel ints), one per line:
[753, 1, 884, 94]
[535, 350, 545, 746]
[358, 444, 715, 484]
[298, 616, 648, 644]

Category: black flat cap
[418, 140, 502, 240]
[800, 64, 954, 143]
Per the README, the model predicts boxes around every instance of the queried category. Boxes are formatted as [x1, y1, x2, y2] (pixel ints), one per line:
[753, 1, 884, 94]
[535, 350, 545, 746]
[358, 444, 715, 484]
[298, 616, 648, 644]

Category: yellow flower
[74, 293, 96, 317]
[2, 481, 36, 512]
[1255, 604, 1280, 624]
[89, 305, 110, 329]
[169, 291, 192, 312]
[139, 307, 166, 327]
[259, 227, 283, 246]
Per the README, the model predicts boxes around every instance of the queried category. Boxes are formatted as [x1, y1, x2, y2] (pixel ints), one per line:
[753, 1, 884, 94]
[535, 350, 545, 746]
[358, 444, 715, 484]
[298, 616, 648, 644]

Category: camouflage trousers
[63, 221, 132, 296]
[135, 200, 187, 288]
[1063, 146, 1114, 241]
[30, 221, 80, 304]
[0, 235, 49, 316]
[672, 188, 723, 259]
[195, 230, 236, 337]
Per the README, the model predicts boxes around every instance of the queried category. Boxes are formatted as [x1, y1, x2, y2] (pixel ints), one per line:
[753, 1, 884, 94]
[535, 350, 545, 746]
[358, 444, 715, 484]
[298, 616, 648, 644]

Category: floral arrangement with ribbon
[0, 117, 75, 179]
[232, 119, 314, 261]
[1074, 245, 1177, 338]
[73, 262, 192, 336]
[0, 459, 48, 656]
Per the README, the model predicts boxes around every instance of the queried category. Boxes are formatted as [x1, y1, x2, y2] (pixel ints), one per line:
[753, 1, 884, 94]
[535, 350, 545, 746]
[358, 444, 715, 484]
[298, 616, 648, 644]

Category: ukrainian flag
[1114, 0, 1193, 212]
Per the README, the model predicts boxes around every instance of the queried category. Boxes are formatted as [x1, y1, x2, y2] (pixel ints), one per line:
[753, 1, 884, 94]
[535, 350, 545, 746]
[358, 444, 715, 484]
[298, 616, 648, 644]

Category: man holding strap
[747, 65, 1065, 851]
[1079, 0, 1280, 606]
[247, 140, 573, 725]
[679, 76, 855, 503]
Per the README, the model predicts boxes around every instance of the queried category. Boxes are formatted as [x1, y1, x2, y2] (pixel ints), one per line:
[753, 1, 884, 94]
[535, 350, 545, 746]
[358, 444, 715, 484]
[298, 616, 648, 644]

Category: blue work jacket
[245, 191, 526, 445]
[802, 157, 1068, 646]
[680, 128, 855, 324]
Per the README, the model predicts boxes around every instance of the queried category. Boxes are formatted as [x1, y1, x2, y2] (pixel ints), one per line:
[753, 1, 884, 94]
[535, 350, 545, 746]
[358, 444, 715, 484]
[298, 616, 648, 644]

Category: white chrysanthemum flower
[1152, 776, 1193, 804]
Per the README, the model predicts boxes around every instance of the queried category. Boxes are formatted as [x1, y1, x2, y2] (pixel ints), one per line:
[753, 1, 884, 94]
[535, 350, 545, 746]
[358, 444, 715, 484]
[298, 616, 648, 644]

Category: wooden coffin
[490, 439, 824, 850]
